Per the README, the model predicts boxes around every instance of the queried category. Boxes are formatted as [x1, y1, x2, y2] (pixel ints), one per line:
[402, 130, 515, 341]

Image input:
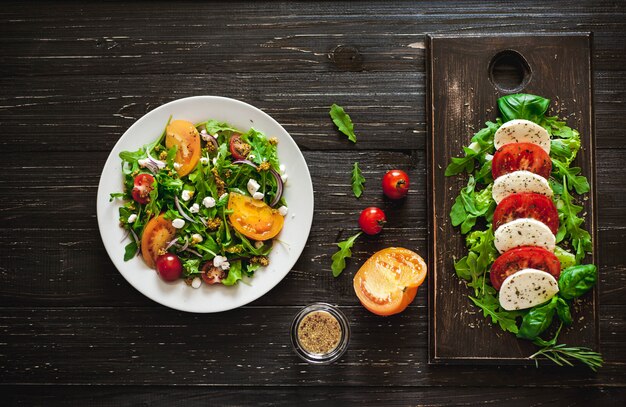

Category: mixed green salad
[446, 94, 602, 370]
[110, 117, 288, 287]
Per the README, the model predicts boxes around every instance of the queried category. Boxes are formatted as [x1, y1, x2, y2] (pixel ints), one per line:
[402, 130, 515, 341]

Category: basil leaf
[351, 162, 365, 198]
[517, 297, 558, 340]
[331, 232, 362, 277]
[556, 298, 573, 326]
[497, 93, 550, 123]
[329, 104, 357, 143]
[558, 264, 597, 300]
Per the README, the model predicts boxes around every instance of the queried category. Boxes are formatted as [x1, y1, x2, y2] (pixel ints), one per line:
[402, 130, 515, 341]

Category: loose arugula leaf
[469, 292, 521, 334]
[351, 162, 365, 198]
[329, 104, 357, 143]
[558, 264, 597, 300]
[517, 297, 557, 340]
[497, 93, 550, 123]
[556, 178, 592, 262]
[331, 232, 362, 277]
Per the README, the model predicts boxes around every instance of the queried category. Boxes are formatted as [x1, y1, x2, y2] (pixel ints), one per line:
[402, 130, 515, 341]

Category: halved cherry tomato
[155, 253, 183, 282]
[227, 193, 284, 241]
[141, 214, 177, 269]
[229, 134, 251, 160]
[166, 119, 201, 177]
[490, 246, 561, 290]
[131, 173, 155, 204]
[358, 207, 386, 235]
[201, 262, 225, 285]
[353, 248, 427, 316]
[492, 142, 552, 179]
[493, 193, 559, 235]
[382, 169, 410, 199]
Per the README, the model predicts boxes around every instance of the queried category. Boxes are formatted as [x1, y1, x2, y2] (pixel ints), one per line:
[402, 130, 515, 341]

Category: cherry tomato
[493, 193, 559, 235]
[490, 246, 561, 290]
[353, 248, 427, 316]
[201, 262, 225, 285]
[382, 169, 410, 199]
[358, 207, 386, 235]
[132, 173, 155, 205]
[229, 134, 251, 160]
[155, 253, 183, 282]
[492, 142, 552, 179]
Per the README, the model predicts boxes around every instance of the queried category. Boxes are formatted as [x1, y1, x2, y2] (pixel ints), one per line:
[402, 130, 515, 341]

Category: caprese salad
[110, 117, 288, 288]
[446, 93, 602, 369]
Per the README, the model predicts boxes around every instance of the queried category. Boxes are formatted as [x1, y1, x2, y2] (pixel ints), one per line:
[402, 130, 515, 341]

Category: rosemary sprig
[529, 344, 604, 371]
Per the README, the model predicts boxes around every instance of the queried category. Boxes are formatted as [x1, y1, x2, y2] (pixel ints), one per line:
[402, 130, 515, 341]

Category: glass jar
[290, 302, 350, 364]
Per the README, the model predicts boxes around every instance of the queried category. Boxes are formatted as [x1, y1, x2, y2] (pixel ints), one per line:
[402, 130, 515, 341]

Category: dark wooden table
[1, 1, 625, 405]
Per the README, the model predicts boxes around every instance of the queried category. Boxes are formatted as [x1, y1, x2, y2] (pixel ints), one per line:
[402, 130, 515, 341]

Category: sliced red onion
[174, 195, 197, 224]
[199, 217, 208, 227]
[129, 229, 141, 257]
[269, 168, 284, 207]
[179, 239, 189, 252]
[232, 159, 258, 169]
[120, 229, 130, 243]
[184, 248, 203, 258]
[146, 148, 166, 170]
[165, 237, 179, 251]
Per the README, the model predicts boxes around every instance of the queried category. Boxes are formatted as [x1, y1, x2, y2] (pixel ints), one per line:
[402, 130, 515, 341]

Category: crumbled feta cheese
[200, 129, 210, 142]
[191, 277, 202, 289]
[191, 233, 203, 244]
[213, 255, 230, 270]
[200, 157, 209, 165]
[172, 218, 185, 229]
[279, 164, 286, 174]
[138, 158, 150, 168]
[211, 133, 218, 139]
[219, 193, 229, 201]
[173, 162, 182, 170]
[181, 190, 193, 201]
[248, 154, 256, 160]
[247, 179, 260, 195]
[254, 241, 264, 249]
[278, 206, 288, 216]
[189, 203, 200, 213]
[202, 197, 216, 208]
[281, 173, 288, 183]
[127, 214, 138, 223]
[252, 192, 264, 200]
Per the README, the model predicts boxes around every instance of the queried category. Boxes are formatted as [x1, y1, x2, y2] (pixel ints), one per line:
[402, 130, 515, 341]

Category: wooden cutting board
[427, 33, 598, 364]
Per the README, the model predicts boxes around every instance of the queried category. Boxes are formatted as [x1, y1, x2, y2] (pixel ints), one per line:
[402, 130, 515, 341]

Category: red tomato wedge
[492, 142, 552, 179]
[490, 246, 561, 290]
[493, 192, 559, 235]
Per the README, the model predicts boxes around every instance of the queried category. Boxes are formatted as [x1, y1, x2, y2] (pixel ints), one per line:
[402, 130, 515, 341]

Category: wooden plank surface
[428, 34, 598, 363]
[1, 1, 625, 405]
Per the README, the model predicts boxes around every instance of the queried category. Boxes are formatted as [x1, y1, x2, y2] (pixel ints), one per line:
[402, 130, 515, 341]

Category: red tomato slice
[132, 173, 155, 204]
[493, 193, 559, 235]
[490, 246, 561, 290]
[492, 142, 552, 179]
[229, 134, 251, 160]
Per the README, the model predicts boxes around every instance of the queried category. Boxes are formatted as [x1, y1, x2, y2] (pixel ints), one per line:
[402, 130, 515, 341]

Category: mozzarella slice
[494, 119, 550, 154]
[499, 268, 559, 311]
[492, 170, 552, 203]
[494, 218, 556, 253]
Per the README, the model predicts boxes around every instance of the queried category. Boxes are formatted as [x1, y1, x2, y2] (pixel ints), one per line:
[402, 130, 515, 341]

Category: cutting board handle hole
[489, 50, 532, 93]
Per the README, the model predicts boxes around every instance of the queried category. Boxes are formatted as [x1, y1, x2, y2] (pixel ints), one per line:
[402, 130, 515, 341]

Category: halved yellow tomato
[227, 193, 284, 241]
[353, 247, 427, 316]
[166, 119, 201, 177]
[141, 214, 177, 269]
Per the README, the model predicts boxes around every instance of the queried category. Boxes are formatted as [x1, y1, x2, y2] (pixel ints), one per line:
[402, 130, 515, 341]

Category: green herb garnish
[331, 232, 362, 277]
[329, 104, 357, 143]
[351, 162, 365, 198]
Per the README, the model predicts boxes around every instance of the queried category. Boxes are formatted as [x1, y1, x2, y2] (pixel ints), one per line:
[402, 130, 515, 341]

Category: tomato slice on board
[141, 214, 177, 269]
[131, 173, 155, 204]
[492, 142, 552, 179]
[353, 248, 427, 316]
[166, 119, 201, 177]
[493, 192, 559, 235]
[229, 134, 251, 160]
[490, 246, 561, 290]
[227, 193, 284, 241]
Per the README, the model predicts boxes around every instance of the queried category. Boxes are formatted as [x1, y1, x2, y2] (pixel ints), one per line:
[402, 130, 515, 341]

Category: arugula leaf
[552, 158, 590, 194]
[182, 258, 201, 277]
[497, 93, 550, 123]
[444, 121, 500, 176]
[201, 119, 239, 135]
[329, 104, 357, 143]
[469, 291, 521, 334]
[331, 232, 362, 277]
[351, 162, 365, 198]
[123, 241, 138, 261]
[454, 227, 498, 296]
[222, 260, 243, 286]
[450, 177, 495, 234]
[556, 178, 592, 262]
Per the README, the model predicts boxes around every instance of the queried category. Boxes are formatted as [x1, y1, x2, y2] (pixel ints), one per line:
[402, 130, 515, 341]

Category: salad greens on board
[445, 93, 602, 370]
[111, 117, 287, 287]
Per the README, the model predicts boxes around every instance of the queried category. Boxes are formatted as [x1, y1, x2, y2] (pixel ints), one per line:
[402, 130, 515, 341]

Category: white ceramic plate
[97, 96, 314, 313]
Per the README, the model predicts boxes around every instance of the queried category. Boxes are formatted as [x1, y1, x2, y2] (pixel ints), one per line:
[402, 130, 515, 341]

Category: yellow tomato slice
[227, 193, 284, 241]
[353, 248, 427, 316]
[165, 119, 201, 177]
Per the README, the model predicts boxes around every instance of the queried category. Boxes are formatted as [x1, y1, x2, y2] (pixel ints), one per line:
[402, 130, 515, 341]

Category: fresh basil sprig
[497, 93, 550, 123]
[558, 264, 597, 300]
